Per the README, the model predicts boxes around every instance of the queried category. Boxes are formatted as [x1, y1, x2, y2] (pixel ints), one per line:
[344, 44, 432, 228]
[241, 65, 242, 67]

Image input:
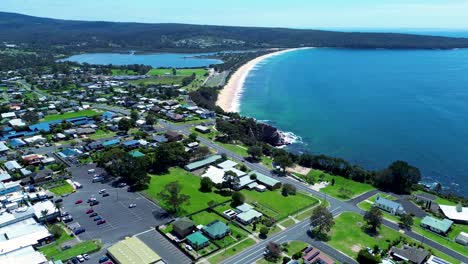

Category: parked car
[89, 212, 98, 217]
[86, 209, 94, 214]
[93, 216, 102, 221]
[74, 228, 85, 235]
[75, 200, 83, 204]
[76, 255, 84, 262]
[128, 204, 136, 208]
[98, 189, 106, 194]
[98, 256, 109, 263]
[63, 216, 73, 223]
[87, 169, 95, 174]
[55, 198, 63, 203]
[87, 197, 97, 203]
[61, 211, 69, 217]
[71, 257, 79, 264]
[118, 183, 127, 188]
[89, 201, 99, 206]
[185, 244, 193, 251]
[83, 254, 89, 260]
[102, 193, 109, 197]
[97, 219, 106, 225]
[92, 176, 104, 183]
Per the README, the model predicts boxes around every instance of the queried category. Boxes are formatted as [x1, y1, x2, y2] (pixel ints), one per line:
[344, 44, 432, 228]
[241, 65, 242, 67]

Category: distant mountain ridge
[1, 11, 468, 53]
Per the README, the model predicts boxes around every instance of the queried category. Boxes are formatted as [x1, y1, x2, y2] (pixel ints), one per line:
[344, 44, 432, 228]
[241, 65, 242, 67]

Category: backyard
[240, 189, 319, 220]
[145, 168, 230, 215]
[49, 182, 75, 196]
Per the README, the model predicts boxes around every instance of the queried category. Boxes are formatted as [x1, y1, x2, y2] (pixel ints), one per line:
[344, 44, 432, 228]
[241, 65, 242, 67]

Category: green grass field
[111, 69, 137, 75]
[413, 191, 458, 206]
[147, 68, 208, 76]
[49, 182, 75, 196]
[217, 142, 248, 157]
[145, 168, 230, 215]
[328, 212, 460, 263]
[240, 189, 319, 220]
[42, 110, 100, 122]
[285, 240, 309, 255]
[89, 129, 116, 140]
[308, 169, 375, 200]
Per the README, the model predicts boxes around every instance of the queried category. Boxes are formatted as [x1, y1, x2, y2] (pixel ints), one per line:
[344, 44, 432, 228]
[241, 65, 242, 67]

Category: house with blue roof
[101, 111, 117, 120]
[103, 139, 120, 147]
[58, 148, 83, 158]
[9, 138, 26, 148]
[375, 195, 406, 216]
[122, 140, 140, 149]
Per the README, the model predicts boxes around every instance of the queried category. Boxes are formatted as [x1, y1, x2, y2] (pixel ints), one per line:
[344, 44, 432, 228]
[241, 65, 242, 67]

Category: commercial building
[184, 155, 222, 171]
[107, 236, 163, 264]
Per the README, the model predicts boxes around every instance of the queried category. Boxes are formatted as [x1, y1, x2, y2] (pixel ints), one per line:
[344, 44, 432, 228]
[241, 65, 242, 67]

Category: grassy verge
[207, 238, 256, 263]
[145, 168, 230, 215]
[217, 142, 249, 157]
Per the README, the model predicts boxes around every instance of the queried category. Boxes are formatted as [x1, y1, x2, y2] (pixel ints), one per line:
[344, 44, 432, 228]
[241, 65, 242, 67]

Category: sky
[1, 0, 468, 30]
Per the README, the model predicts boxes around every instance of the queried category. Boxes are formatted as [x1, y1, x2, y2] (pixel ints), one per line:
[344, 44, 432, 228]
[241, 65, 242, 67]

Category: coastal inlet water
[240, 48, 468, 195]
[60, 52, 223, 68]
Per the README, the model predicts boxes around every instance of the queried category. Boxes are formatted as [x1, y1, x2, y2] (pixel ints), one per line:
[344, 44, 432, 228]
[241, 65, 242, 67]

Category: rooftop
[439, 204, 468, 222]
[421, 216, 453, 233]
[202, 220, 229, 237]
[186, 231, 209, 246]
[107, 236, 161, 264]
[185, 155, 222, 171]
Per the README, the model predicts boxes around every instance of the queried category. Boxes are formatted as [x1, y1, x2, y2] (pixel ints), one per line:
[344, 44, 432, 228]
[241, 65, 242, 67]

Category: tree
[357, 249, 380, 264]
[145, 114, 157, 126]
[265, 242, 281, 260]
[310, 205, 334, 237]
[223, 170, 240, 191]
[49, 225, 63, 239]
[207, 200, 218, 211]
[152, 142, 190, 173]
[118, 118, 133, 132]
[130, 109, 139, 122]
[157, 181, 190, 214]
[231, 191, 245, 206]
[331, 178, 335, 186]
[274, 153, 293, 173]
[172, 68, 177, 75]
[188, 132, 198, 142]
[247, 145, 263, 161]
[375, 161, 421, 194]
[200, 177, 214, 192]
[281, 183, 297, 196]
[364, 206, 383, 233]
[22, 111, 39, 124]
[259, 227, 270, 239]
[400, 213, 413, 229]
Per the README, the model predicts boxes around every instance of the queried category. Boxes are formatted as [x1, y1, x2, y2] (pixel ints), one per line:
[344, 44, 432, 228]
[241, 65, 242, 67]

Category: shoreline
[216, 47, 312, 112]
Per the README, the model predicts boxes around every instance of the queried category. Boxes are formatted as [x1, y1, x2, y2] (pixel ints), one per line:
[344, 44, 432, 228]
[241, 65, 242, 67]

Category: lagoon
[61, 52, 223, 68]
[240, 48, 468, 195]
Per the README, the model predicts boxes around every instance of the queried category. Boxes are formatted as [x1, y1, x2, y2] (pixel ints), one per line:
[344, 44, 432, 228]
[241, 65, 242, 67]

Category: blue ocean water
[240, 48, 468, 195]
[61, 52, 223, 68]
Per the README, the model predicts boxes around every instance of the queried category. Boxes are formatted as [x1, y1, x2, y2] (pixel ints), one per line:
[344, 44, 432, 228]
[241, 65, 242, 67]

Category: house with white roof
[1, 112, 16, 119]
[4, 160, 22, 172]
[8, 119, 26, 127]
[0, 142, 9, 153]
[439, 204, 468, 224]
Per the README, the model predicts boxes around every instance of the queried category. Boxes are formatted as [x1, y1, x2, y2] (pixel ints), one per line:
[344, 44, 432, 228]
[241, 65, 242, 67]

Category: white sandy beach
[216, 47, 311, 112]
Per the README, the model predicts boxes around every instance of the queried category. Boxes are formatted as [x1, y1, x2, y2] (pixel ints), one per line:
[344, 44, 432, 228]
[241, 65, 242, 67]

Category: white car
[83, 253, 89, 260]
[98, 189, 106, 194]
[185, 244, 193, 251]
[76, 255, 85, 262]
[129, 203, 136, 208]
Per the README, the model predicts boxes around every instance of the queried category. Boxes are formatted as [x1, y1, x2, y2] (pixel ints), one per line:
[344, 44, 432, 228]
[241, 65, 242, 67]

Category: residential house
[0, 142, 9, 154]
[102, 139, 120, 148]
[247, 171, 281, 190]
[22, 154, 43, 166]
[420, 216, 453, 235]
[455, 232, 468, 246]
[195, 125, 211, 134]
[0, 170, 12, 182]
[375, 196, 406, 215]
[122, 140, 140, 149]
[426, 256, 451, 264]
[439, 204, 468, 224]
[202, 220, 230, 240]
[235, 204, 263, 225]
[390, 245, 429, 264]
[4, 160, 22, 172]
[172, 217, 195, 238]
[0, 181, 21, 195]
[165, 131, 183, 142]
[186, 231, 209, 249]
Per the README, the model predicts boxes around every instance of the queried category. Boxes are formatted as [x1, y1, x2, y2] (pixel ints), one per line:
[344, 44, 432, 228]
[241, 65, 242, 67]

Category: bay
[240, 48, 468, 195]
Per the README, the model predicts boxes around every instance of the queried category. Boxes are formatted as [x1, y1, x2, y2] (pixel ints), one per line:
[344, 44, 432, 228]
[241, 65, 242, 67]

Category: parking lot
[61, 164, 172, 248]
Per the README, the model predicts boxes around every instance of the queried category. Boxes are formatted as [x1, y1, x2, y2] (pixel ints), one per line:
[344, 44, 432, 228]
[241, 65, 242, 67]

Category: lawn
[328, 212, 460, 263]
[280, 218, 296, 228]
[147, 68, 208, 76]
[49, 182, 75, 196]
[413, 191, 458, 206]
[240, 189, 319, 220]
[145, 168, 230, 215]
[285, 240, 309, 256]
[111, 69, 137, 75]
[190, 127, 218, 140]
[207, 238, 256, 264]
[39, 225, 101, 261]
[42, 110, 100, 122]
[89, 129, 116, 140]
[261, 156, 274, 170]
[310, 169, 375, 200]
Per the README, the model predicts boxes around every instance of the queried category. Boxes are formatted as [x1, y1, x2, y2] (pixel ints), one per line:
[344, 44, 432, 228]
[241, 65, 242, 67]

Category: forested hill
[2, 12, 468, 53]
